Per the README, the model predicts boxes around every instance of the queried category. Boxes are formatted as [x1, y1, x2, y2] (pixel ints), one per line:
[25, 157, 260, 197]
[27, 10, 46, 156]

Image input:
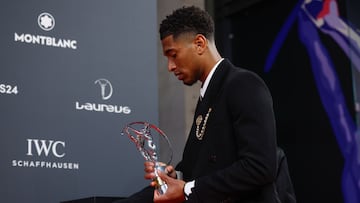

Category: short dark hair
[159, 6, 214, 40]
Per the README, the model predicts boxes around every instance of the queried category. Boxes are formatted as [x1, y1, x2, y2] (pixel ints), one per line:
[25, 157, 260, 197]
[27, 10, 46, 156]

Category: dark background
[213, 0, 356, 202]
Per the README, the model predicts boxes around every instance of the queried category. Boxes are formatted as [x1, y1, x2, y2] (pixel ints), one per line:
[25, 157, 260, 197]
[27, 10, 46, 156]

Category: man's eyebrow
[164, 49, 174, 55]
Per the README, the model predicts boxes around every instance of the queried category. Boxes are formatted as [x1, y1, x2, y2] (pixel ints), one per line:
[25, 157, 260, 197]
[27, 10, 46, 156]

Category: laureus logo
[75, 79, 131, 114]
[38, 12, 55, 31]
[95, 78, 113, 100]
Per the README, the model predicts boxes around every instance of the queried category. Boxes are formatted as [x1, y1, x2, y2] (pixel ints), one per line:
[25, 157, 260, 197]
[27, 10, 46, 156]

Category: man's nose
[167, 60, 176, 71]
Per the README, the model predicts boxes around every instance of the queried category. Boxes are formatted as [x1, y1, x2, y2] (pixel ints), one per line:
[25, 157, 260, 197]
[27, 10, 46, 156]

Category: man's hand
[153, 171, 186, 203]
[144, 161, 177, 181]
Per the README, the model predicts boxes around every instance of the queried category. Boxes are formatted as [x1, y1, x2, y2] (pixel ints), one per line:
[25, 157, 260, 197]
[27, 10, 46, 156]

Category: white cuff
[183, 180, 195, 200]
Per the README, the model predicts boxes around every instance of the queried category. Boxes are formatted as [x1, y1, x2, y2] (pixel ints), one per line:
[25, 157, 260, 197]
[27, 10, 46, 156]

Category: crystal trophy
[121, 121, 173, 195]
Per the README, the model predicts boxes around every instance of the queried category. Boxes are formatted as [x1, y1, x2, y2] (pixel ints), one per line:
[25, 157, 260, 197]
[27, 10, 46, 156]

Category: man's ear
[194, 34, 207, 54]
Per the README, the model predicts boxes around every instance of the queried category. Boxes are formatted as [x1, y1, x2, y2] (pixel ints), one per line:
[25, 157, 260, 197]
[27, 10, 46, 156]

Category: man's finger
[157, 170, 167, 179]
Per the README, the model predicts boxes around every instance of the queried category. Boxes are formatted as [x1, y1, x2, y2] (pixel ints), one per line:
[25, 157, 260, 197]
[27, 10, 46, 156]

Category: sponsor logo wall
[0, 0, 158, 202]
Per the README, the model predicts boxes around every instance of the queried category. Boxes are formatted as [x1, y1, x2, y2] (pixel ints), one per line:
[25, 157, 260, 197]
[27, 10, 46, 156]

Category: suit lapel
[191, 59, 232, 141]
[201, 59, 231, 109]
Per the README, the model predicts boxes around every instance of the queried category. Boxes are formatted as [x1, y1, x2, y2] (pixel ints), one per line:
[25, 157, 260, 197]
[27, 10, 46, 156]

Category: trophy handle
[154, 162, 168, 195]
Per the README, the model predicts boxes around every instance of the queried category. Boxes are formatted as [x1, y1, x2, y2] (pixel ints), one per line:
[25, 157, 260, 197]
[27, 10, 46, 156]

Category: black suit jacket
[176, 59, 278, 202]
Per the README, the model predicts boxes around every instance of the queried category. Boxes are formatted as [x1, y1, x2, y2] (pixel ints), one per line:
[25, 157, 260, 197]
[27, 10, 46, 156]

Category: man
[117, 6, 279, 203]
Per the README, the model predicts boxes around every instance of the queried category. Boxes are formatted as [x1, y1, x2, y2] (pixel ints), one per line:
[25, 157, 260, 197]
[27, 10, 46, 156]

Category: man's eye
[171, 54, 176, 58]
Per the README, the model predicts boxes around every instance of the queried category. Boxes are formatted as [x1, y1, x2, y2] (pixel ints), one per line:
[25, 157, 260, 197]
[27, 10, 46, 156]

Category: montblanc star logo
[38, 12, 55, 31]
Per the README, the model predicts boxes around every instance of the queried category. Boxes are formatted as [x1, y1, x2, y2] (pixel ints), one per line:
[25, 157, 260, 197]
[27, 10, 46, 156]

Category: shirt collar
[200, 58, 224, 98]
